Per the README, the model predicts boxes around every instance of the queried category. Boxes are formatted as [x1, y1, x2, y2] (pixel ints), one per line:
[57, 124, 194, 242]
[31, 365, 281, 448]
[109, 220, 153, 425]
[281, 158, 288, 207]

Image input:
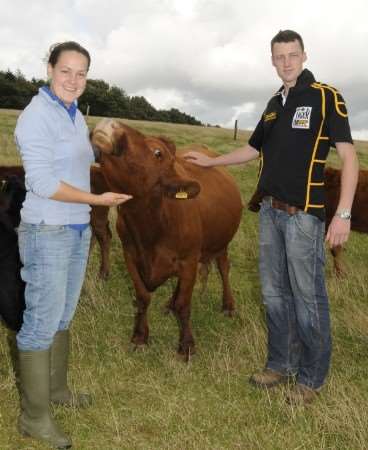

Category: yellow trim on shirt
[304, 84, 326, 212]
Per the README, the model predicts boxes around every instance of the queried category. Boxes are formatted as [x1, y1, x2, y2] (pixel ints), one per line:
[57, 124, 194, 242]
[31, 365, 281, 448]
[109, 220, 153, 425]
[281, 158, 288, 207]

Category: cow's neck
[121, 194, 167, 287]
[123, 194, 164, 246]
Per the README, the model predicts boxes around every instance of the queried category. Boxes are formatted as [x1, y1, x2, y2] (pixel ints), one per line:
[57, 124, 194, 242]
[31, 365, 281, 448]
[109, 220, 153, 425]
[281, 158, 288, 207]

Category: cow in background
[91, 120, 243, 359]
[248, 166, 368, 276]
[0, 174, 26, 331]
[324, 166, 368, 276]
[0, 165, 113, 280]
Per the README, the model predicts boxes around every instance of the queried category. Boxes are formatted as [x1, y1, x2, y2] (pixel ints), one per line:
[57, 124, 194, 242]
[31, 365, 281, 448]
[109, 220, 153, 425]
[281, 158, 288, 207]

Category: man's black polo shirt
[249, 69, 353, 220]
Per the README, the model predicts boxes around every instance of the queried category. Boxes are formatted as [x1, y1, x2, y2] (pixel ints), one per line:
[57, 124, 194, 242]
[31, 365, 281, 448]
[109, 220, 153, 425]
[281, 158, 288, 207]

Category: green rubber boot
[50, 330, 92, 408]
[18, 349, 72, 449]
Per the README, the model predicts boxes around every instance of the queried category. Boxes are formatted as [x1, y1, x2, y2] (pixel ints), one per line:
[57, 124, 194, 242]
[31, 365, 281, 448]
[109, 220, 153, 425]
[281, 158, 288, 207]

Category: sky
[1, 0, 367, 139]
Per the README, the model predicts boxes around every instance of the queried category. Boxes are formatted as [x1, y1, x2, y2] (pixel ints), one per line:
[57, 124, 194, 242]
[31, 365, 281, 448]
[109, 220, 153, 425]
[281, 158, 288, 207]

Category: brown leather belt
[264, 196, 301, 215]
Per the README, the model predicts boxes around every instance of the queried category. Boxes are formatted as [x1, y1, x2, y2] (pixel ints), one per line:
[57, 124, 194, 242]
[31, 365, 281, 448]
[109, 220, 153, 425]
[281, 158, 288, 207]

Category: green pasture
[0, 109, 367, 450]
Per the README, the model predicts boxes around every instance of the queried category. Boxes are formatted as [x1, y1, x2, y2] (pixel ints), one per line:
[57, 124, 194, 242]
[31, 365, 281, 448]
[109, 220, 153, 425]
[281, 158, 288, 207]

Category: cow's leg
[198, 262, 210, 296]
[172, 265, 197, 359]
[116, 217, 151, 347]
[125, 256, 151, 346]
[165, 283, 179, 314]
[215, 249, 235, 316]
[331, 245, 346, 277]
[90, 205, 112, 279]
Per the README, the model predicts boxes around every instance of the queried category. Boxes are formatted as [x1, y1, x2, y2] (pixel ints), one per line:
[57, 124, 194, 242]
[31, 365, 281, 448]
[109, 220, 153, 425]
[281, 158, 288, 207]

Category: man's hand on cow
[183, 151, 213, 167]
[97, 192, 132, 206]
[325, 216, 351, 248]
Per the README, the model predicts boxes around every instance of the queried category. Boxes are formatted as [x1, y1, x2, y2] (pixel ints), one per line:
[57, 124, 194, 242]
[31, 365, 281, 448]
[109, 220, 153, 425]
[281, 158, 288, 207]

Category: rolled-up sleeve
[248, 117, 264, 151]
[15, 112, 61, 198]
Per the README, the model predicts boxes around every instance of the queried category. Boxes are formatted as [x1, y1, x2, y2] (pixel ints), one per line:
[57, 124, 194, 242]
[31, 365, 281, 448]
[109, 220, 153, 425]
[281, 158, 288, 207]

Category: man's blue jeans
[17, 222, 91, 351]
[259, 198, 331, 390]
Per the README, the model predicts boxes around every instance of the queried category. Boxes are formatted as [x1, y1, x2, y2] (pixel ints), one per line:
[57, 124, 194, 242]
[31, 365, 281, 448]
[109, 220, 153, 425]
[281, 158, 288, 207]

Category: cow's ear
[159, 136, 176, 156]
[162, 178, 200, 199]
[113, 131, 130, 156]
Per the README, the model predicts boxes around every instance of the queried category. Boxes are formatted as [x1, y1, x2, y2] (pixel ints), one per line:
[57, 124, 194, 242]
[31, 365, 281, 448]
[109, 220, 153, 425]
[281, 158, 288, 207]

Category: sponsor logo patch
[264, 111, 277, 122]
[292, 106, 312, 129]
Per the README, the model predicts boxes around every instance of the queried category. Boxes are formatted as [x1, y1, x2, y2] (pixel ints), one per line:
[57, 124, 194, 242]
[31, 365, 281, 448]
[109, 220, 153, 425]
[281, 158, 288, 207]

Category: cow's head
[91, 119, 200, 199]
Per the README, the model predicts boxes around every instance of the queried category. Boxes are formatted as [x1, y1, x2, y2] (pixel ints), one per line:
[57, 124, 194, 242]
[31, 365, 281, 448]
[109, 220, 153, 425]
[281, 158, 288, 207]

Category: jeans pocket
[294, 212, 321, 241]
[260, 198, 272, 212]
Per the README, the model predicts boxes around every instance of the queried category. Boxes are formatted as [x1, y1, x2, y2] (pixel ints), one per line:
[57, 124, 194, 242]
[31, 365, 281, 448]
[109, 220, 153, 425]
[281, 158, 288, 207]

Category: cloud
[0, 0, 367, 138]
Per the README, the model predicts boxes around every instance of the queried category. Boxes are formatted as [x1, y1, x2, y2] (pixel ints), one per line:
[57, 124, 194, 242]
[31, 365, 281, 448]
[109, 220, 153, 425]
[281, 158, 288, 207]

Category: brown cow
[0, 165, 112, 279]
[324, 166, 368, 275]
[248, 166, 368, 276]
[91, 119, 243, 358]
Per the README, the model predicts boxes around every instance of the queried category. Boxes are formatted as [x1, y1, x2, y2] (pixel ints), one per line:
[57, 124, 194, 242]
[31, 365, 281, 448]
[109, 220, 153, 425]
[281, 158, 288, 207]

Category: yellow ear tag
[175, 190, 188, 199]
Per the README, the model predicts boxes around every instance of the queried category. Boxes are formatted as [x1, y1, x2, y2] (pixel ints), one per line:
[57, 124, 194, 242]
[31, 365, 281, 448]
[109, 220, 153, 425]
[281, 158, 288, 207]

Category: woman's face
[47, 50, 89, 107]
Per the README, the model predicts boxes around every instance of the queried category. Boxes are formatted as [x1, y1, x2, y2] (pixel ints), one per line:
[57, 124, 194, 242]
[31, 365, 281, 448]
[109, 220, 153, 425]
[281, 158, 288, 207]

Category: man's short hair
[271, 30, 304, 53]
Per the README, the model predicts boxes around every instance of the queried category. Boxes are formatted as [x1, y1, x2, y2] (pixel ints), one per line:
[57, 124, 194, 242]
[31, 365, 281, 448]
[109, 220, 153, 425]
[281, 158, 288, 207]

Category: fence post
[233, 119, 238, 141]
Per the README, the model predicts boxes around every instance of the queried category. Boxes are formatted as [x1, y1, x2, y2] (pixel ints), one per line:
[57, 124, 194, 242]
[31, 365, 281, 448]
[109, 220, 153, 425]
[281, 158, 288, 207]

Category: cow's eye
[154, 149, 162, 158]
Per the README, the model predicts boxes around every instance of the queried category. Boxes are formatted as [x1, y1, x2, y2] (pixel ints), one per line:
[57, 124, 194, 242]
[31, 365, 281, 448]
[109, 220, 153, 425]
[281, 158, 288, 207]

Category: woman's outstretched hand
[97, 192, 132, 206]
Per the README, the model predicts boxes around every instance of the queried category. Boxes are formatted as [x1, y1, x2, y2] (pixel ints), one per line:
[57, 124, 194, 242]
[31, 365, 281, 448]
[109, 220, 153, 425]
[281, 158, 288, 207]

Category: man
[184, 30, 358, 405]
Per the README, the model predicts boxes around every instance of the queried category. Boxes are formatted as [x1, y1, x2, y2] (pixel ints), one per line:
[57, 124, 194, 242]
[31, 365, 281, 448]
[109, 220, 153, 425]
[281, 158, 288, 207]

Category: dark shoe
[18, 349, 72, 449]
[50, 330, 92, 408]
[286, 383, 319, 406]
[249, 368, 290, 388]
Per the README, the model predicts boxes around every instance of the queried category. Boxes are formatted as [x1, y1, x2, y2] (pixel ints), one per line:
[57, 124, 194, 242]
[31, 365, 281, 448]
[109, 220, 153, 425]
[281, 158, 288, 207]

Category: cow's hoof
[130, 342, 148, 353]
[222, 308, 235, 317]
[177, 344, 195, 362]
[175, 351, 193, 363]
[131, 335, 149, 346]
[334, 268, 346, 279]
[99, 270, 109, 280]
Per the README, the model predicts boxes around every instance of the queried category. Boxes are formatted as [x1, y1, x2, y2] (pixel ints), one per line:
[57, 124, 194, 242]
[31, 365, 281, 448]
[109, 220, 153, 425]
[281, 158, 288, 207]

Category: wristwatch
[335, 209, 351, 220]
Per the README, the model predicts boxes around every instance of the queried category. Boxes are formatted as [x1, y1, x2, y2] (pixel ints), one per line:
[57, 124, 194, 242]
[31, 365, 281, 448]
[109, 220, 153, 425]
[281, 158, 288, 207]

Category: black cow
[0, 165, 113, 280]
[0, 175, 26, 331]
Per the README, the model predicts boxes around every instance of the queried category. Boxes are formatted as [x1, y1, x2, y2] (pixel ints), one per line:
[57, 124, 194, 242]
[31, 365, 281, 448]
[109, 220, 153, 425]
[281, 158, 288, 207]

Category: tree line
[0, 69, 202, 125]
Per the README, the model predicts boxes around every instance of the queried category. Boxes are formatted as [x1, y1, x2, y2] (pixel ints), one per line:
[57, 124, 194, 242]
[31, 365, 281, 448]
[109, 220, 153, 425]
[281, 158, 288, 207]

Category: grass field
[0, 109, 368, 450]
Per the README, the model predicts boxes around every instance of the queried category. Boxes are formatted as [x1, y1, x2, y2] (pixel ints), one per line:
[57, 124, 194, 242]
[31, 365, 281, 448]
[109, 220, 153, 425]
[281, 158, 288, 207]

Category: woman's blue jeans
[259, 198, 331, 390]
[17, 222, 91, 351]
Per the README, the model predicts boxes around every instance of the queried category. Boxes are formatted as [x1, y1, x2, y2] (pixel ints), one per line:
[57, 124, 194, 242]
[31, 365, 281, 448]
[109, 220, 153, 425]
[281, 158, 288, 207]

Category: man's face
[271, 40, 306, 87]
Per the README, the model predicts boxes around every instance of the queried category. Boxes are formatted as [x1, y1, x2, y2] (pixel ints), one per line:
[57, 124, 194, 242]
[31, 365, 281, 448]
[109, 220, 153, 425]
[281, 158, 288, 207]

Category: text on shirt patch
[292, 106, 312, 129]
[264, 111, 277, 122]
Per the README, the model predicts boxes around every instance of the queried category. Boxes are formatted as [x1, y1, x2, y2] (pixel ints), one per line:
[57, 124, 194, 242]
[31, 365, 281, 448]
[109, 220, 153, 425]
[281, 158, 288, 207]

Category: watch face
[337, 210, 351, 219]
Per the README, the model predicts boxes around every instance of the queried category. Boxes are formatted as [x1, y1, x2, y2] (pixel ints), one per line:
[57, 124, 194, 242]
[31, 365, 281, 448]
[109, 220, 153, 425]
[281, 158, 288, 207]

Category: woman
[14, 41, 131, 449]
